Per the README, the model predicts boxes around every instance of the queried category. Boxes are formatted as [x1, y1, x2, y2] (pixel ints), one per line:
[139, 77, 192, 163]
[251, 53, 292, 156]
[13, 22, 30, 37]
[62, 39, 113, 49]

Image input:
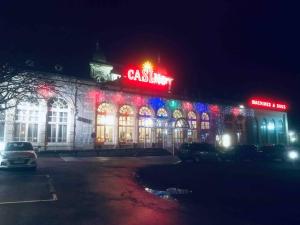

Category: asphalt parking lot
[0, 156, 299, 225]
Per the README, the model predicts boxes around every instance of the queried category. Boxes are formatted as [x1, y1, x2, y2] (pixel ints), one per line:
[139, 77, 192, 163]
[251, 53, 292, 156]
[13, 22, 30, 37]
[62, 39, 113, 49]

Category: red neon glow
[37, 85, 54, 99]
[113, 92, 124, 105]
[249, 98, 287, 111]
[209, 105, 220, 113]
[133, 96, 146, 107]
[123, 61, 173, 91]
[231, 107, 240, 116]
[183, 101, 193, 111]
[87, 90, 105, 103]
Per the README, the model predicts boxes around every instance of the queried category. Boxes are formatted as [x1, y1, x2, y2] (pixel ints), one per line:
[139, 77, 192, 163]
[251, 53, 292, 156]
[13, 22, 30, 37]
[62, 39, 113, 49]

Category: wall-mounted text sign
[123, 61, 173, 91]
[249, 98, 288, 111]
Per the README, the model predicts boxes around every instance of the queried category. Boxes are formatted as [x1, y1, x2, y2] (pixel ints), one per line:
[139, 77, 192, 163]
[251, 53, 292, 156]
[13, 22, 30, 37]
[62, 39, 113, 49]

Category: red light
[133, 96, 145, 107]
[249, 98, 287, 111]
[183, 101, 193, 111]
[37, 85, 54, 99]
[113, 92, 124, 105]
[231, 107, 240, 116]
[87, 90, 105, 103]
[209, 105, 219, 113]
[123, 62, 173, 91]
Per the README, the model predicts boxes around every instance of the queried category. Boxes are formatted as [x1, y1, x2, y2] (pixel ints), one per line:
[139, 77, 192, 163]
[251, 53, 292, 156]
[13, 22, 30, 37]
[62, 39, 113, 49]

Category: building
[0, 51, 289, 151]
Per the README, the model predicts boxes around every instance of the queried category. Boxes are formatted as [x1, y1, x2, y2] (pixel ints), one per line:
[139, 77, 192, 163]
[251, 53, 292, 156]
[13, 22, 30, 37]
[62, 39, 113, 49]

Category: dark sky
[0, 0, 300, 129]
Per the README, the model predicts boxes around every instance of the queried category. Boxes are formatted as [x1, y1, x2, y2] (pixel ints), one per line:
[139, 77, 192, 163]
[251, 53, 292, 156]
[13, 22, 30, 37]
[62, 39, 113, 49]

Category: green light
[167, 100, 180, 110]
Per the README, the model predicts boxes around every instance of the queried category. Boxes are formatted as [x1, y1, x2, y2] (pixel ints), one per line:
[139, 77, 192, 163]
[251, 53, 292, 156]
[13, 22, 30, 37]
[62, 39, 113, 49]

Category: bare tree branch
[0, 64, 61, 111]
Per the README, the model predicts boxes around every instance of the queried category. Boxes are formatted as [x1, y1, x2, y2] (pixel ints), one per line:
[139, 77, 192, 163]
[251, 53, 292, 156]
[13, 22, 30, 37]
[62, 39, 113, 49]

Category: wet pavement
[138, 161, 300, 225]
[0, 156, 296, 225]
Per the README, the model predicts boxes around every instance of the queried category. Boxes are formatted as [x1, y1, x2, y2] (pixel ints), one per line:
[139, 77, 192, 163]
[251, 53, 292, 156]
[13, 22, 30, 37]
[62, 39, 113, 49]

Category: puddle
[145, 187, 192, 200]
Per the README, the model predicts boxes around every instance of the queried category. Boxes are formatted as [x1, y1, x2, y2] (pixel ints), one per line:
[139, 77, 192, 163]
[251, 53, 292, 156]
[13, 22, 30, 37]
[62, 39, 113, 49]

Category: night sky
[0, 0, 300, 129]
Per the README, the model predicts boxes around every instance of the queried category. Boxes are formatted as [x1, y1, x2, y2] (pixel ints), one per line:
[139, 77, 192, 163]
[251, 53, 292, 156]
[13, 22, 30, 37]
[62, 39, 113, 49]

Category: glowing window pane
[173, 110, 183, 119]
[47, 98, 68, 143]
[119, 105, 135, 143]
[139, 106, 153, 117]
[119, 105, 134, 116]
[201, 122, 210, 130]
[157, 108, 168, 118]
[201, 113, 209, 121]
[14, 102, 40, 142]
[98, 102, 114, 115]
[96, 103, 115, 144]
[188, 111, 196, 120]
[175, 119, 188, 128]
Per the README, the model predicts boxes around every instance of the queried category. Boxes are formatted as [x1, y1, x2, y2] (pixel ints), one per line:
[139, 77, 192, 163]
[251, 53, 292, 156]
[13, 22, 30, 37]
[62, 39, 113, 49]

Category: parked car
[219, 145, 259, 162]
[178, 143, 220, 163]
[0, 142, 37, 169]
[258, 145, 299, 162]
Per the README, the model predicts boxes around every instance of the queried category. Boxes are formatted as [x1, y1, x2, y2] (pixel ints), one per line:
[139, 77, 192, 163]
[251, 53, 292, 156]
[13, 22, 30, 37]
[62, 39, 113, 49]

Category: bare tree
[0, 64, 58, 111]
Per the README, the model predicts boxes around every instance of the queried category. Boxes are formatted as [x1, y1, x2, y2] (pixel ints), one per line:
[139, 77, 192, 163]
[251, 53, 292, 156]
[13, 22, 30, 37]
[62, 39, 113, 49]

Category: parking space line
[0, 174, 58, 205]
[60, 157, 79, 162]
[0, 196, 57, 205]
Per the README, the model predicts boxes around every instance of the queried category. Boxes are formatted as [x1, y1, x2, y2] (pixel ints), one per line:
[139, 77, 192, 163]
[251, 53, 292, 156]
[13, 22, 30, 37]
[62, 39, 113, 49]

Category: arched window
[277, 120, 285, 144]
[0, 109, 5, 142]
[268, 119, 276, 144]
[173, 109, 183, 119]
[201, 113, 210, 130]
[260, 119, 267, 144]
[187, 111, 197, 142]
[157, 108, 168, 118]
[47, 98, 68, 143]
[119, 105, 134, 144]
[156, 107, 168, 145]
[14, 102, 40, 142]
[138, 106, 154, 144]
[174, 118, 189, 144]
[97, 103, 115, 144]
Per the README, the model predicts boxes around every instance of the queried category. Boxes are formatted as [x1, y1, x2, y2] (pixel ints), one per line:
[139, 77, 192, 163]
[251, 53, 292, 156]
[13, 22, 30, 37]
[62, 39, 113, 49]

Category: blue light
[195, 103, 208, 113]
[148, 97, 165, 111]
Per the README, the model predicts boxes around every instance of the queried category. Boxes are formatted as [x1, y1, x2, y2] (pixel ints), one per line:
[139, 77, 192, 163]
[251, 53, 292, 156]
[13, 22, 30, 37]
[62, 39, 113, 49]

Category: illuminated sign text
[124, 61, 173, 91]
[249, 98, 287, 111]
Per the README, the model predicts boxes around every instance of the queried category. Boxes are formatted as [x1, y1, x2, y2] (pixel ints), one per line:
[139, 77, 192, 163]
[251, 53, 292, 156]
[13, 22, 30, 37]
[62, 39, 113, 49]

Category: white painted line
[60, 157, 79, 162]
[0, 197, 57, 205]
[0, 174, 58, 205]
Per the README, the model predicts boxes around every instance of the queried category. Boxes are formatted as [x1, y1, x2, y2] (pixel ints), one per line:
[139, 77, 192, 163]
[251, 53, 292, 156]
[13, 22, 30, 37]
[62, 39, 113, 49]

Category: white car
[0, 142, 37, 169]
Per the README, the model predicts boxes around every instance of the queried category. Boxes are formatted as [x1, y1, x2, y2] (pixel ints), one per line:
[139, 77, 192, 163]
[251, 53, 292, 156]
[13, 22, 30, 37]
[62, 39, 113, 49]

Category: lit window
[157, 108, 168, 118]
[119, 105, 134, 144]
[156, 108, 168, 144]
[174, 118, 189, 144]
[0, 110, 5, 142]
[187, 111, 197, 142]
[173, 109, 183, 119]
[201, 113, 210, 130]
[47, 98, 68, 143]
[14, 102, 39, 142]
[97, 103, 115, 144]
[138, 106, 154, 144]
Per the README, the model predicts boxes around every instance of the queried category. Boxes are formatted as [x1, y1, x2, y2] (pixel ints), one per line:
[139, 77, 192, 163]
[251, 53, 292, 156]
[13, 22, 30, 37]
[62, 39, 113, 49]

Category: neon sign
[249, 98, 288, 111]
[124, 61, 173, 91]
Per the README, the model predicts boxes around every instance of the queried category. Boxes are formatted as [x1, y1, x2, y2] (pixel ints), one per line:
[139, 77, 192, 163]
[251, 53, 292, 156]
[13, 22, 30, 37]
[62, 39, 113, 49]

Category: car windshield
[5, 142, 33, 151]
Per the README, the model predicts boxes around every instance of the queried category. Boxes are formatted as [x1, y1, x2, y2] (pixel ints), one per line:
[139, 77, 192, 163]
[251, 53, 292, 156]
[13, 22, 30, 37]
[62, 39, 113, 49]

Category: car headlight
[288, 151, 299, 160]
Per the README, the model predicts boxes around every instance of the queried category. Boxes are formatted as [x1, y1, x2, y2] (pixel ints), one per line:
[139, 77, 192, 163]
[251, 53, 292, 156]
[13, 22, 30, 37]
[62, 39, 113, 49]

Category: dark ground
[0, 155, 299, 225]
[138, 161, 300, 225]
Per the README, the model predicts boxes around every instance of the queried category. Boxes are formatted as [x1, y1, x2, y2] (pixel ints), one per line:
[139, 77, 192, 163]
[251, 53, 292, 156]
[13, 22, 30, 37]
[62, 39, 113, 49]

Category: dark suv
[178, 143, 220, 163]
[219, 145, 259, 162]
